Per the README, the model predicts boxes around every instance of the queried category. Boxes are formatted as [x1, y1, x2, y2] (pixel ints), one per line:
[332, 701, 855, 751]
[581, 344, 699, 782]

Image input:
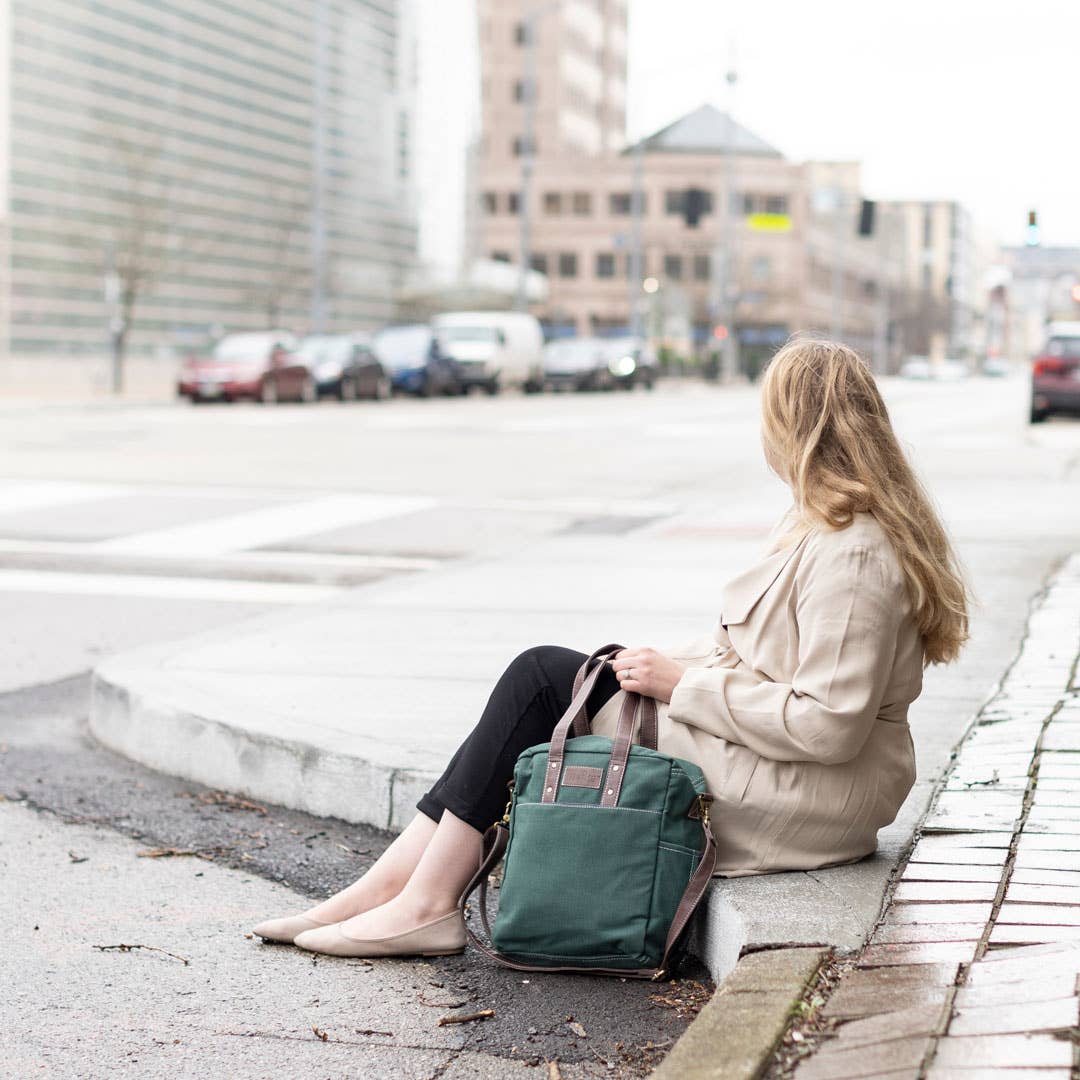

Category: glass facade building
[0, 0, 417, 362]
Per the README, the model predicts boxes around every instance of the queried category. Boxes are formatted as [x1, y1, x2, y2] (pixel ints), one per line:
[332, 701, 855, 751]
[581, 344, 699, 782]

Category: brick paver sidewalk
[784, 554, 1080, 1079]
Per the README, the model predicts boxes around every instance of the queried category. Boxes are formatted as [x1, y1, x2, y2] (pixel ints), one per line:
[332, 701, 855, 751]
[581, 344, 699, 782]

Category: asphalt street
[2, 375, 1079, 1078]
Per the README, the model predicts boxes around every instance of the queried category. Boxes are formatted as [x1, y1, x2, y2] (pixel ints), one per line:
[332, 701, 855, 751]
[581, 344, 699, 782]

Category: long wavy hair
[760, 336, 969, 665]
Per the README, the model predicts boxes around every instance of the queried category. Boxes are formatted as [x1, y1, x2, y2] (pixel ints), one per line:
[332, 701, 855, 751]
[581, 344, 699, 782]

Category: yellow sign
[747, 213, 793, 233]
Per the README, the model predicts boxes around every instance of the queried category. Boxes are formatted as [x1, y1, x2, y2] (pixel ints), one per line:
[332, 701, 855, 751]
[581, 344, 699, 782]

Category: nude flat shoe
[251, 914, 330, 944]
[293, 910, 466, 958]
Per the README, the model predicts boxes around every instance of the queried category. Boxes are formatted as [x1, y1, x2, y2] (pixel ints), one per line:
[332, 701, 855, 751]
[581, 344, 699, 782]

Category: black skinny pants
[417, 645, 621, 833]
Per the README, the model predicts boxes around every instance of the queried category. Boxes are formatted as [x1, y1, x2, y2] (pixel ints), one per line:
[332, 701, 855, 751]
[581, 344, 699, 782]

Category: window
[507, 192, 521, 213]
[609, 192, 631, 214]
[530, 253, 548, 274]
[571, 191, 592, 215]
[514, 21, 529, 44]
[764, 195, 789, 215]
[543, 191, 562, 214]
[513, 80, 526, 102]
[558, 253, 578, 277]
[663, 254, 683, 280]
[923, 206, 934, 248]
[665, 190, 685, 215]
[693, 254, 711, 281]
[512, 136, 535, 157]
[595, 253, 616, 278]
[482, 191, 497, 214]
[731, 192, 755, 214]
[750, 256, 771, 282]
[491, 251, 511, 263]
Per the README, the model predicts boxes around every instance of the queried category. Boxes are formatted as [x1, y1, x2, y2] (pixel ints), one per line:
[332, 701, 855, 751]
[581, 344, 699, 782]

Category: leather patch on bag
[562, 765, 603, 789]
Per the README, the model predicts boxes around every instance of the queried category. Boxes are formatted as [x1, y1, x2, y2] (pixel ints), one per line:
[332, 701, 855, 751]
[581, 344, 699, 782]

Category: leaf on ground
[437, 1009, 495, 1026]
[547, 1062, 564, 1080]
[311, 1026, 329, 1042]
[195, 790, 268, 815]
[68, 851, 89, 863]
[566, 1020, 588, 1039]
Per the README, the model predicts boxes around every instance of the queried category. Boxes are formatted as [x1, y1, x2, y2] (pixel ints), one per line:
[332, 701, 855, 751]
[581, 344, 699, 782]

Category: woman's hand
[611, 647, 686, 703]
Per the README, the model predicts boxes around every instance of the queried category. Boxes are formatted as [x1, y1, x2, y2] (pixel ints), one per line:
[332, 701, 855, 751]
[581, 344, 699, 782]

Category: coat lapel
[720, 532, 809, 626]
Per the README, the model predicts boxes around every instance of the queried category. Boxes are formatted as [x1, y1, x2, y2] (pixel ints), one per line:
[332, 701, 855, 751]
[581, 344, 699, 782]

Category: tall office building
[0, 0, 417, 372]
[477, 0, 628, 164]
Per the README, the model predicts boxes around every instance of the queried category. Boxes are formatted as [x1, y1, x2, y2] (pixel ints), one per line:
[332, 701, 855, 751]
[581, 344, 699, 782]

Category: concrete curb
[652, 947, 831, 1080]
[89, 658, 437, 832]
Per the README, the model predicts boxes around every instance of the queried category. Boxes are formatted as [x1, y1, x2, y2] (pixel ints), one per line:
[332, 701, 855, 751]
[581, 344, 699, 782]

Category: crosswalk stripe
[0, 481, 131, 513]
[0, 569, 340, 604]
[94, 493, 437, 557]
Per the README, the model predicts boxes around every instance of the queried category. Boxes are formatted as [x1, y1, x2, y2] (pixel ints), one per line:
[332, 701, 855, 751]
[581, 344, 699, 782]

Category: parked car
[600, 336, 658, 390]
[177, 330, 307, 403]
[295, 334, 391, 401]
[371, 324, 462, 397]
[542, 338, 613, 391]
[1030, 324, 1080, 423]
[432, 311, 545, 393]
[542, 336, 658, 392]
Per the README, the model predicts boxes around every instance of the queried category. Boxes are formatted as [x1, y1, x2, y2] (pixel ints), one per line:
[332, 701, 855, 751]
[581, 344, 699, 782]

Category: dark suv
[1031, 329, 1080, 423]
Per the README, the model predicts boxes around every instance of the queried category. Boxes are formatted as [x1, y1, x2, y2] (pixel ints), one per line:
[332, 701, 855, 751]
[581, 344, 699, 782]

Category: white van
[432, 311, 545, 394]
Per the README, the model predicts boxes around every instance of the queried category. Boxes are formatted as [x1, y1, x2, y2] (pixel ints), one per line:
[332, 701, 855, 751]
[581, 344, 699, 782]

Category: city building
[479, 99, 894, 373]
[1000, 244, 1080, 361]
[0, 0, 418, 388]
[876, 200, 988, 363]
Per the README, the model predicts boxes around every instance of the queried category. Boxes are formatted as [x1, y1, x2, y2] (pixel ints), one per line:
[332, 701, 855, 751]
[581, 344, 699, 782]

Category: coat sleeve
[666, 545, 907, 765]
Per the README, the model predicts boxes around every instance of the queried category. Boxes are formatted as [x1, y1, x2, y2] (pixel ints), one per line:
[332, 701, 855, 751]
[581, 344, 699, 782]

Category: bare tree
[240, 185, 312, 327]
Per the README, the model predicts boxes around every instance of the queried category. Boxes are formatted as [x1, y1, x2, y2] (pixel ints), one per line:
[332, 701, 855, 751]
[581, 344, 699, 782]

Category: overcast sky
[627, 0, 1077, 249]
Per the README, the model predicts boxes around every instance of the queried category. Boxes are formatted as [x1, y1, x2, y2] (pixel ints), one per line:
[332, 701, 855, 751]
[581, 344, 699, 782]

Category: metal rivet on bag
[606, 789, 614, 795]
[546, 786, 553, 793]
[550, 762, 557, 768]
[611, 765, 619, 771]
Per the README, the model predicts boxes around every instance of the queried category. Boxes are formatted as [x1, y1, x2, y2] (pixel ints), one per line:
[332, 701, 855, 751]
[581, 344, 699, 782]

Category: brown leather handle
[544, 648, 660, 806]
[541, 646, 623, 805]
[570, 649, 658, 750]
[569, 644, 626, 737]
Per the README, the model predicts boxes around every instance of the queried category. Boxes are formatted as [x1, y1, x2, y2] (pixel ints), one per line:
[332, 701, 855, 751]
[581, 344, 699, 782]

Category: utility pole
[830, 187, 846, 342]
[719, 60, 739, 381]
[628, 136, 644, 337]
[516, 10, 540, 312]
[311, 0, 329, 333]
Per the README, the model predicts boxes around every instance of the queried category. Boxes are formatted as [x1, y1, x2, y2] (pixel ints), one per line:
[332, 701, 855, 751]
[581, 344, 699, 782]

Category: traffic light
[684, 188, 709, 228]
[1026, 209, 1040, 246]
[858, 199, 876, 237]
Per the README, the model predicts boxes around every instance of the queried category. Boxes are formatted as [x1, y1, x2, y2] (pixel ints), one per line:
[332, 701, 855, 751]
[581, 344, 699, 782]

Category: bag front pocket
[493, 801, 662, 966]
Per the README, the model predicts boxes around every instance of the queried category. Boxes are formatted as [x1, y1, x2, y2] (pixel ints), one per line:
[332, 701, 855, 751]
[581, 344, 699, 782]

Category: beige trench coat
[590, 511, 922, 876]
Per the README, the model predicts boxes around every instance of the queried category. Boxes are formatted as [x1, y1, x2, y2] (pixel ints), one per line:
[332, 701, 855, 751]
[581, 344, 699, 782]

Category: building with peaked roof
[477, 99, 897, 371]
[633, 104, 783, 159]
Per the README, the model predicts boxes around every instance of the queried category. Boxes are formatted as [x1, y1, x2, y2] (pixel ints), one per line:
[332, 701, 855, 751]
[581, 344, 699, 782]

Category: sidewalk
[771, 552, 1080, 1079]
[88, 507, 1070, 987]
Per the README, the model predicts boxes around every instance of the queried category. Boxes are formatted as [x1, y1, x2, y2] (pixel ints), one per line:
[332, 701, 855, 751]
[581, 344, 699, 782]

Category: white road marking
[94, 493, 437, 557]
[0, 569, 340, 604]
[0, 481, 130, 514]
[0, 537, 442, 572]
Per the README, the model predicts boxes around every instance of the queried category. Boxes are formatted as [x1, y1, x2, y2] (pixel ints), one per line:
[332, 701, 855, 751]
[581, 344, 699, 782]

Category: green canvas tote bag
[459, 644, 716, 980]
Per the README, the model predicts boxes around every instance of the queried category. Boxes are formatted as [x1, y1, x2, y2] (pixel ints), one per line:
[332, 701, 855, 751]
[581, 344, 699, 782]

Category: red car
[178, 331, 314, 404]
[1031, 326, 1080, 423]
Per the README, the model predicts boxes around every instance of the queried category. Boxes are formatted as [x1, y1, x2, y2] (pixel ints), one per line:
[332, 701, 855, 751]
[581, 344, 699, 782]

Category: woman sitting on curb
[253, 336, 970, 958]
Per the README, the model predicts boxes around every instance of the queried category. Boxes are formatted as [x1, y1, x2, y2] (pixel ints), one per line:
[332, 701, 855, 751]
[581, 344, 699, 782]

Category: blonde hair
[761, 336, 969, 665]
